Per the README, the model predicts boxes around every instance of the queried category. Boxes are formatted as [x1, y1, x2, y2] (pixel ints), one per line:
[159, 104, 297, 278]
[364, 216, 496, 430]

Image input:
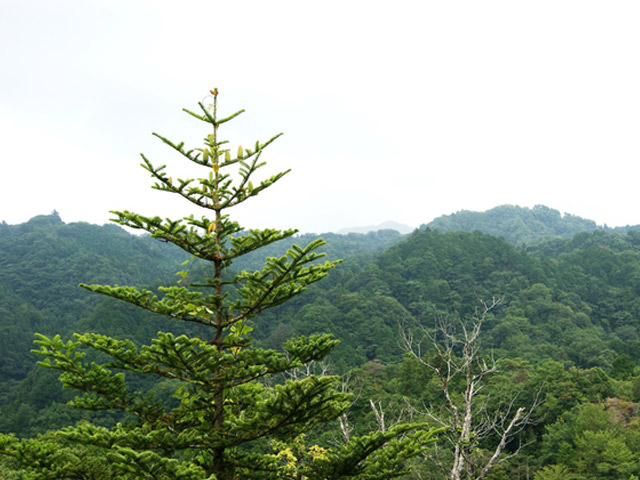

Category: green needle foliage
[0, 90, 439, 479]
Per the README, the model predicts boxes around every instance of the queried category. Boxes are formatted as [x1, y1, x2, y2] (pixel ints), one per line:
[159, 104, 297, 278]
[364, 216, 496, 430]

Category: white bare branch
[399, 297, 538, 480]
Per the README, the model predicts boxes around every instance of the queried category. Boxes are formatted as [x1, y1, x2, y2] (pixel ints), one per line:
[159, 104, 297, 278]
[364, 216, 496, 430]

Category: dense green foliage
[0, 214, 192, 438]
[256, 227, 640, 373]
[6, 208, 640, 477]
[0, 213, 185, 381]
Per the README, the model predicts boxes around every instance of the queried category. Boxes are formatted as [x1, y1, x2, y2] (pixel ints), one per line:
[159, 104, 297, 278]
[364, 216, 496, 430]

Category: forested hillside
[3, 208, 640, 480]
[0, 213, 185, 382]
[1, 209, 640, 478]
[0, 215, 408, 436]
[0, 214, 404, 381]
[256, 227, 640, 372]
[424, 204, 640, 245]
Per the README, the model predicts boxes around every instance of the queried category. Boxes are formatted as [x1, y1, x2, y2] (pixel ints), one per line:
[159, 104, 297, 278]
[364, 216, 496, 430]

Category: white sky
[1, 0, 640, 233]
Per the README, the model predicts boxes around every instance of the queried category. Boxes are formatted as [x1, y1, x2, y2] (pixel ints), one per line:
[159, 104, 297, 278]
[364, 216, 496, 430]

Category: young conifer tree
[2, 90, 439, 479]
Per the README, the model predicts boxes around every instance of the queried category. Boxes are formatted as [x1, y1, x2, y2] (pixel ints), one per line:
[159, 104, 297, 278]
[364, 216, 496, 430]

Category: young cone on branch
[0, 90, 440, 479]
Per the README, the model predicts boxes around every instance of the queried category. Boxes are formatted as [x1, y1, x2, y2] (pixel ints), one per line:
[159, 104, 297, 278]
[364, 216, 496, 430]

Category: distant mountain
[422, 204, 640, 245]
[336, 220, 414, 235]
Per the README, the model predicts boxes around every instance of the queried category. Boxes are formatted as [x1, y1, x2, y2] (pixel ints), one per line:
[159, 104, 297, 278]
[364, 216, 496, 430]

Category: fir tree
[0, 89, 439, 479]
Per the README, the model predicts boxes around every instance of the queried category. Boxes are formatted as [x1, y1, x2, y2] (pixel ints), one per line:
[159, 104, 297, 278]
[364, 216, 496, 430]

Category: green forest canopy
[2, 204, 640, 478]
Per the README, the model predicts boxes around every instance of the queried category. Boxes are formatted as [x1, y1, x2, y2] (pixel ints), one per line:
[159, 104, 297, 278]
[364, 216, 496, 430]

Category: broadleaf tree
[0, 89, 440, 479]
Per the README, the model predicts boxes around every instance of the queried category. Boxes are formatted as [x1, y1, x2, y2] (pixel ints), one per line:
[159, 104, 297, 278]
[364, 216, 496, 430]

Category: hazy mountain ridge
[424, 204, 640, 245]
[336, 220, 414, 235]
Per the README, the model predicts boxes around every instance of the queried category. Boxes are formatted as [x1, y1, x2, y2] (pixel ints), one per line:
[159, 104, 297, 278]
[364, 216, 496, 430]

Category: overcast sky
[2, 1, 639, 233]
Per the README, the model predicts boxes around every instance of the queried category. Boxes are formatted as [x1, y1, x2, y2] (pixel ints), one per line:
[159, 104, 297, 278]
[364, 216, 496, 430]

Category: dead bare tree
[335, 370, 412, 446]
[400, 297, 540, 480]
[337, 372, 357, 443]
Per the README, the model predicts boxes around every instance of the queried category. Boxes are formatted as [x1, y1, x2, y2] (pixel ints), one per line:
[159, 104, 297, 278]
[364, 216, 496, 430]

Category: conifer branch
[230, 241, 341, 324]
[216, 108, 245, 125]
[150, 134, 208, 166]
[78, 284, 219, 326]
[226, 228, 298, 260]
